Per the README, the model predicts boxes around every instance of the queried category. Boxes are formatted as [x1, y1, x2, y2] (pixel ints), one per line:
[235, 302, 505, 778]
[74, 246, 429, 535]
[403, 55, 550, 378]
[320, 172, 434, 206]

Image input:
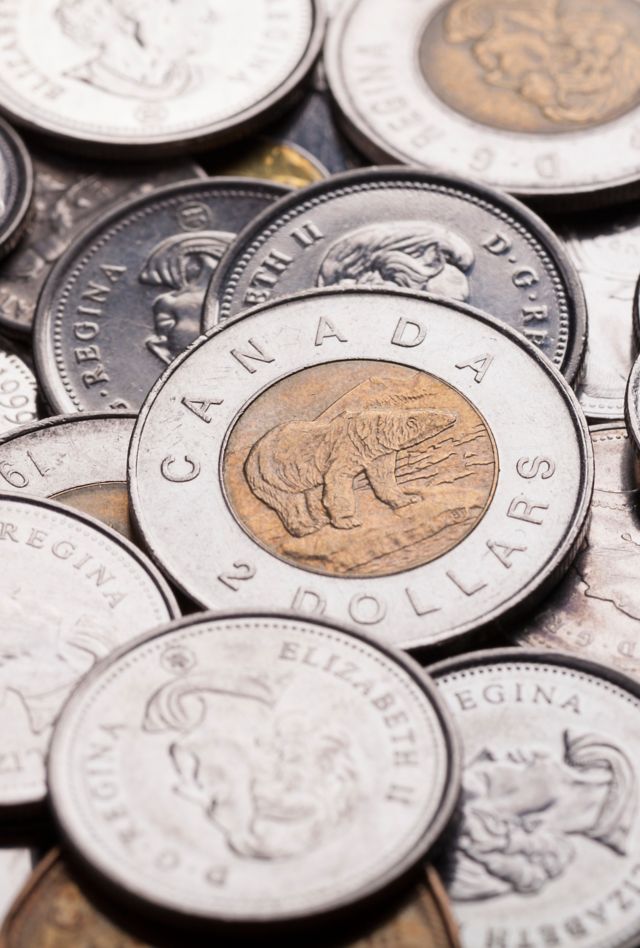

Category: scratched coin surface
[204, 168, 586, 384]
[48, 611, 459, 927]
[0, 340, 38, 436]
[0, 151, 203, 336]
[0, 413, 135, 539]
[0, 1, 323, 156]
[432, 649, 640, 948]
[130, 289, 592, 650]
[34, 178, 288, 414]
[326, 0, 640, 205]
[0, 493, 178, 818]
[0, 117, 32, 262]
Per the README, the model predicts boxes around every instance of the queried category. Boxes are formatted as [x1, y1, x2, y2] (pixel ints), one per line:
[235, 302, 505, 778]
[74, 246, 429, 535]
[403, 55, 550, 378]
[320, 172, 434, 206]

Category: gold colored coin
[215, 140, 326, 189]
[223, 360, 498, 578]
[421, 0, 640, 133]
[52, 483, 133, 541]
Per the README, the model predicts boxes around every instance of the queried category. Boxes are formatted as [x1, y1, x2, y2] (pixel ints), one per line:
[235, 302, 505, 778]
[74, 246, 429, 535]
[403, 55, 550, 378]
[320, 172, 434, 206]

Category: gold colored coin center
[53, 482, 133, 540]
[223, 361, 498, 578]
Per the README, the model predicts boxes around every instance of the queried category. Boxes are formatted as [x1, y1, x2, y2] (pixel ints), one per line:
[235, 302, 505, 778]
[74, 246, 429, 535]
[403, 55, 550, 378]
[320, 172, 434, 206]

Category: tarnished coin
[0, 339, 37, 436]
[0, 151, 203, 337]
[431, 649, 640, 948]
[513, 424, 640, 677]
[0, 852, 35, 929]
[0, 493, 178, 819]
[625, 355, 640, 453]
[204, 168, 586, 384]
[0, 1, 323, 156]
[0, 117, 31, 260]
[131, 289, 592, 651]
[326, 0, 640, 206]
[48, 611, 459, 928]
[34, 178, 289, 414]
[0, 413, 135, 539]
[206, 139, 327, 189]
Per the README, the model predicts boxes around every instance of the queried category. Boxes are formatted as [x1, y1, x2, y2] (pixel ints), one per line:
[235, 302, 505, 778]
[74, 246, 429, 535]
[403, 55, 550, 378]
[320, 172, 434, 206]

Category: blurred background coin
[432, 649, 640, 948]
[0, 0, 324, 157]
[48, 612, 459, 929]
[205, 138, 328, 189]
[204, 168, 587, 385]
[0, 852, 35, 931]
[131, 289, 592, 651]
[0, 339, 38, 436]
[34, 178, 289, 414]
[626, 354, 640, 453]
[0, 118, 32, 260]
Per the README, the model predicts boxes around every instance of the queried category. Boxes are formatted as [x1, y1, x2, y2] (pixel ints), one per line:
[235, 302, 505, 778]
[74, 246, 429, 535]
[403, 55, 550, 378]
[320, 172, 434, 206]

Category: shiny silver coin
[0, 493, 178, 820]
[626, 355, 640, 454]
[326, 0, 640, 206]
[0, 117, 31, 260]
[513, 424, 640, 678]
[0, 151, 203, 337]
[431, 649, 640, 948]
[130, 288, 592, 651]
[48, 610, 459, 928]
[0, 1, 323, 157]
[0, 339, 37, 436]
[204, 168, 586, 384]
[34, 178, 289, 414]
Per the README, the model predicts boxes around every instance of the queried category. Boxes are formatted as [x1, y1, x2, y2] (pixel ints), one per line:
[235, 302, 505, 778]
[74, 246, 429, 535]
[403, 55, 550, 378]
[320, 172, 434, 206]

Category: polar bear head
[346, 408, 457, 454]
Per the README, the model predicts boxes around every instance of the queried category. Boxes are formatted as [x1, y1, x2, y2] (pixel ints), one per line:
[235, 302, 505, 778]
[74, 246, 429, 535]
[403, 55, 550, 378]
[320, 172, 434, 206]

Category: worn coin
[431, 649, 640, 948]
[326, 0, 640, 206]
[0, 151, 203, 337]
[512, 424, 640, 677]
[48, 610, 460, 928]
[0, 493, 178, 819]
[34, 178, 289, 414]
[131, 288, 592, 651]
[0, 1, 323, 157]
[0, 339, 37, 435]
[204, 168, 587, 384]
[205, 139, 327, 189]
[0, 117, 31, 260]
[0, 413, 135, 539]
[625, 355, 640, 454]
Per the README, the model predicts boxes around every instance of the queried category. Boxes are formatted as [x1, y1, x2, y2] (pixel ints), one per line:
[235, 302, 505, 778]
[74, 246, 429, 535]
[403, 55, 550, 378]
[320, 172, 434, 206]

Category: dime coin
[326, 0, 640, 205]
[34, 178, 289, 415]
[0, 413, 135, 539]
[0, 339, 37, 436]
[206, 139, 327, 189]
[0, 493, 178, 818]
[431, 649, 640, 948]
[626, 355, 640, 454]
[0, 1, 323, 156]
[48, 611, 460, 928]
[130, 289, 592, 651]
[513, 424, 640, 678]
[0, 151, 204, 337]
[203, 168, 587, 384]
[0, 117, 32, 260]
[0, 852, 35, 928]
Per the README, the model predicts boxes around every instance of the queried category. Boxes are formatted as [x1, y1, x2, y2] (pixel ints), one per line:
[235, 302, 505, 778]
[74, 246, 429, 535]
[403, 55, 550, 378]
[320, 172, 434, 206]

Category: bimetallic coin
[432, 650, 640, 948]
[0, 493, 178, 818]
[48, 611, 459, 928]
[0, 413, 135, 539]
[0, 152, 204, 336]
[204, 168, 587, 384]
[34, 178, 289, 414]
[626, 356, 640, 454]
[0, 340, 37, 436]
[207, 139, 327, 189]
[0, 117, 31, 260]
[0, 1, 323, 156]
[326, 0, 640, 205]
[131, 289, 592, 651]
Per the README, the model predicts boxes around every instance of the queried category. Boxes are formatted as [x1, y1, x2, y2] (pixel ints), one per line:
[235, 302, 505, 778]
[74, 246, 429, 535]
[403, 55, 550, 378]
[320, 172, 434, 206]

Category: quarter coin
[203, 168, 587, 385]
[34, 178, 289, 414]
[0, 493, 178, 819]
[0, 413, 135, 539]
[0, 339, 37, 436]
[48, 611, 459, 928]
[431, 649, 640, 948]
[130, 288, 592, 651]
[0, 1, 323, 156]
[0, 117, 32, 260]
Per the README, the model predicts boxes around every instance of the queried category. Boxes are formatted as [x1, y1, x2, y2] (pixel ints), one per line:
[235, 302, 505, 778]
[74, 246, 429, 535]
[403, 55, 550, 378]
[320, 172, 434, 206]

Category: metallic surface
[0, 340, 37, 436]
[432, 649, 640, 948]
[0, 852, 34, 930]
[204, 168, 587, 384]
[625, 356, 640, 454]
[208, 139, 327, 189]
[0, 1, 323, 156]
[0, 493, 178, 817]
[48, 611, 460, 927]
[0, 118, 32, 261]
[130, 288, 592, 651]
[34, 178, 289, 414]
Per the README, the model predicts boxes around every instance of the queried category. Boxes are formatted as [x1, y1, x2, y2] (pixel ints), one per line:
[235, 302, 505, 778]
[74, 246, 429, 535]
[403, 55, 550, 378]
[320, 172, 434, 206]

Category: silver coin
[204, 168, 587, 384]
[0, 151, 204, 337]
[0, 1, 323, 156]
[625, 356, 640, 453]
[431, 649, 640, 948]
[0, 339, 38, 436]
[48, 610, 459, 928]
[0, 116, 32, 260]
[0, 850, 36, 926]
[130, 288, 592, 651]
[326, 0, 640, 205]
[0, 492, 178, 819]
[34, 178, 289, 414]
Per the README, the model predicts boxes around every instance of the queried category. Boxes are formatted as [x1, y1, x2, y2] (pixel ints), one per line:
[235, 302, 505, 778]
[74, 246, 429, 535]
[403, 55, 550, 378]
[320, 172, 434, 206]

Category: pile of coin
[1, 2, 640, 946]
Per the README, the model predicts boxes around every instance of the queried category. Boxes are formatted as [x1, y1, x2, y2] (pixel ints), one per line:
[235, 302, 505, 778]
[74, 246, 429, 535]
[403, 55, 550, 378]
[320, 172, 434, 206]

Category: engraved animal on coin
[450, 730, 637, 901]
[142, 671, 363, 860]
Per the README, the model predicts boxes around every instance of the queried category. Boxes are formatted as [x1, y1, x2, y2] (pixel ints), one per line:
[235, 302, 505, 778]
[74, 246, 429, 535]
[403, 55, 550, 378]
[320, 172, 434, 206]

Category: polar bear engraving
[244, 406, 457, 537]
